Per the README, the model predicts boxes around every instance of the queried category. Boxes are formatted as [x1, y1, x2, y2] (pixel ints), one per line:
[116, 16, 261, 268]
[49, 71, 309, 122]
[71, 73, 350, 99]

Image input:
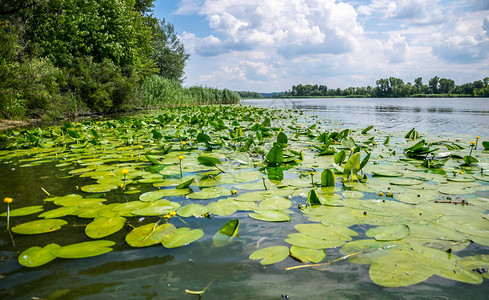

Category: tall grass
[140, 75, 240, 108]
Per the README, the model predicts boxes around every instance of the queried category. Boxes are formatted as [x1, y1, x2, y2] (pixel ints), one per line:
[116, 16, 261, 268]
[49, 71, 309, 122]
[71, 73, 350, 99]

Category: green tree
[439, 78, 455, 94]
[428, 76, 440, 94]
[152, 19, 189, 82]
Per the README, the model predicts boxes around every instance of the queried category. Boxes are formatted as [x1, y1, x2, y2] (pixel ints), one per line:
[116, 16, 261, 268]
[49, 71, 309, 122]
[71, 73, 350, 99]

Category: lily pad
[85, 216, 126, 239]
[52, 240, 115, 258]
[249, 210, 291, 222]
[126, 223, 177, 247]
[213, 219, 239, 247]
[161, 227, 204, 248]
[177, 203, 208, 218]
[12, 219, 68, 235]
[0, 206, 43, 217]
[249, 246, 290, 265]
[366, 224, 410, 241]
[18, 244, 61, 267]
[290, 246, 325, 263]
[187, 187, 232, 200]
[206, 200, 238, 216]
[38, 206, 79, 219]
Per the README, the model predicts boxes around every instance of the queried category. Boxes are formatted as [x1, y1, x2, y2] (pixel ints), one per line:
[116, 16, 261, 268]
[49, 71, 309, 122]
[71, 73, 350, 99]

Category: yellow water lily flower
[4, 197, 13, 204]
[178, 155, 184, 160]
[121, 169, 129, 174]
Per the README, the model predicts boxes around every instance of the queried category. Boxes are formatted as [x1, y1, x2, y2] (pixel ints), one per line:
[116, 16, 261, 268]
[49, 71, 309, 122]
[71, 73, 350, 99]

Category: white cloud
[165, 0, 489, 91]
[383, 33, 409, 63]
[191, 0, 363, 57]
[431, 13, 489, 63]
[175, 0, 204, 15]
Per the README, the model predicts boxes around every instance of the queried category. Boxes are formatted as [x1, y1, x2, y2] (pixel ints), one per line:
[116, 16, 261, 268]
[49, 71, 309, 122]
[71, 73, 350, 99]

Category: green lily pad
[139, 190, 167, 202]
[285, 233, 345, 249]
[458, 255, 489, 280]
[18, 244, 61, 267]
[249, 246, 290, 265]
[161, 228, 204, 248]
[177, 204, 208, 218]
[249, 210, 291, 222]
[369, 248, 433, 287]
[213, 219, 239, 247]
[259, 197, 292, 210]
[126, 223, 177, 247]
[372, 170, 404, 177]
[38, 206, 79, 219]
[80, 183, 119, 193]
[12, 219, 68, 235]
[85, 216, 126, 239]
[52, 240, 115, 258]
[217, 171, 261, 183]
[187, 187, 232, 200]
[290, 246, 325, 263]
[366, 224, 410, 241]
[206, 200, 238, 216]
[0, 206, 43, 217]
[131, 200, 180, 216]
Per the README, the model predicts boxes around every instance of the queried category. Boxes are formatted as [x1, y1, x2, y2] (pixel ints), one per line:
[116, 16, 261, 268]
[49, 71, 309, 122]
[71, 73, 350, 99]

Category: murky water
[0, 99, 488, 299]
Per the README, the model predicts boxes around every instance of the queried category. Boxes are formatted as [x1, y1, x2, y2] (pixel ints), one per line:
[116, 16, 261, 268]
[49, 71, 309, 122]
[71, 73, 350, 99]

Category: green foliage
[141, 75, 240, 107]
[152, 19, 189, 82]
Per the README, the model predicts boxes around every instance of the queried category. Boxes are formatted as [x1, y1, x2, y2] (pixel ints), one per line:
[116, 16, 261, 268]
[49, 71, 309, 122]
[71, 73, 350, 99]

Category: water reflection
[243, 98, 489, 136]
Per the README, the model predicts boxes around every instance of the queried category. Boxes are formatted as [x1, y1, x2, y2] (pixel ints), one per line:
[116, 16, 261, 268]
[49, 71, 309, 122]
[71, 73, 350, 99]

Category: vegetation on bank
[0, 0, 237, 120]
[238, 76, 489, 99]
[141, 76, 239, 108]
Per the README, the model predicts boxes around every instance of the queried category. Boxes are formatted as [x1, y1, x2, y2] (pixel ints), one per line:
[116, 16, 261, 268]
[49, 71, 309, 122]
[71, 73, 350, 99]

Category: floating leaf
[197, 155, 221, 166]
[139, 190, 167, 202]
[52, 240, 115, 259]
[0, 206, 43, 217]
[249, 210, 291, 222]
[38, 206, 79, 219]
[18, 244, 61, 267]
[366, 224, 410, 241]
[290, 246, 325, 263]
[12, 219, 68, 235]
[187, 187, 231, 200]
[85, 216, 126, 239]
[213, 219, 239, 247]
[177, 204, 208, 218]
[249, 246, 289, 265]
[126, 223, 176, 247]
[259, 198, 292, 210]
[285, 233, 345, 249]
[207, 201, 238, 216]
[161, 228, 204, 248]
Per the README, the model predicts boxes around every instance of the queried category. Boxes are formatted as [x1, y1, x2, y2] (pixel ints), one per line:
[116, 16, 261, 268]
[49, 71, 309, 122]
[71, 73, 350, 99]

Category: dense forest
[0, 0, 239, 120]
[237, 76, 489, 99]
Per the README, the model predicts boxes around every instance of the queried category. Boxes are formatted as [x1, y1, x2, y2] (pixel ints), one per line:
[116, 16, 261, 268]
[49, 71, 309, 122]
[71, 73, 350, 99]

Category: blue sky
[153, 0, 489, 92]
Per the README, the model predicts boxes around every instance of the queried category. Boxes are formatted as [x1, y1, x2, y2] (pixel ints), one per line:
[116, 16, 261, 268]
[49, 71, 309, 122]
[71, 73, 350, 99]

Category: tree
[428, 76, 439, 94]
[439, 78, 455, 94]
[152, 19, 189, 82]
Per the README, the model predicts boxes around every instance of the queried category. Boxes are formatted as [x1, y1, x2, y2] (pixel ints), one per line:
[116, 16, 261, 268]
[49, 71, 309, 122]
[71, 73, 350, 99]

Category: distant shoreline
[240, 94, 481, 99]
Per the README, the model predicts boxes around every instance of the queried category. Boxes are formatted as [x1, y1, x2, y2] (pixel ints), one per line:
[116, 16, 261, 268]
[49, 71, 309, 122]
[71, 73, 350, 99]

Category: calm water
[243, 97, 489, 137]
[0, 98, 488, 299]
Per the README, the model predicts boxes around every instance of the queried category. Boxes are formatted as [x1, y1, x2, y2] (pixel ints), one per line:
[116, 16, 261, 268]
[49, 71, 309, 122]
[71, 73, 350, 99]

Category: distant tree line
[235, 91, 263, 98]
[280, 76, 489, 98]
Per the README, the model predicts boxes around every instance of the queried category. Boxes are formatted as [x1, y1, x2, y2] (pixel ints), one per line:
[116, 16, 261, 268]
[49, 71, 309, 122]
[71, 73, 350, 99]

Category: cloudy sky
[153, 0, 489, 92]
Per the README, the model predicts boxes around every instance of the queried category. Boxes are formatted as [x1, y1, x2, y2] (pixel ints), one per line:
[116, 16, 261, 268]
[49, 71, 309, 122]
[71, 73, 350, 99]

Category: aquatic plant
[0, 104, 488, 290]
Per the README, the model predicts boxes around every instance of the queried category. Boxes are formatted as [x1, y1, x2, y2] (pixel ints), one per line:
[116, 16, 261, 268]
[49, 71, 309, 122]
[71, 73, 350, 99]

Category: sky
[153, 0, 489, 92]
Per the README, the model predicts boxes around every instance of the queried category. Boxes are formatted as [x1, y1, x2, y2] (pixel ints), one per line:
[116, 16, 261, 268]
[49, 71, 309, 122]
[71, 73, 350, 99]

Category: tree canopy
[0, 0, 190, 118]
